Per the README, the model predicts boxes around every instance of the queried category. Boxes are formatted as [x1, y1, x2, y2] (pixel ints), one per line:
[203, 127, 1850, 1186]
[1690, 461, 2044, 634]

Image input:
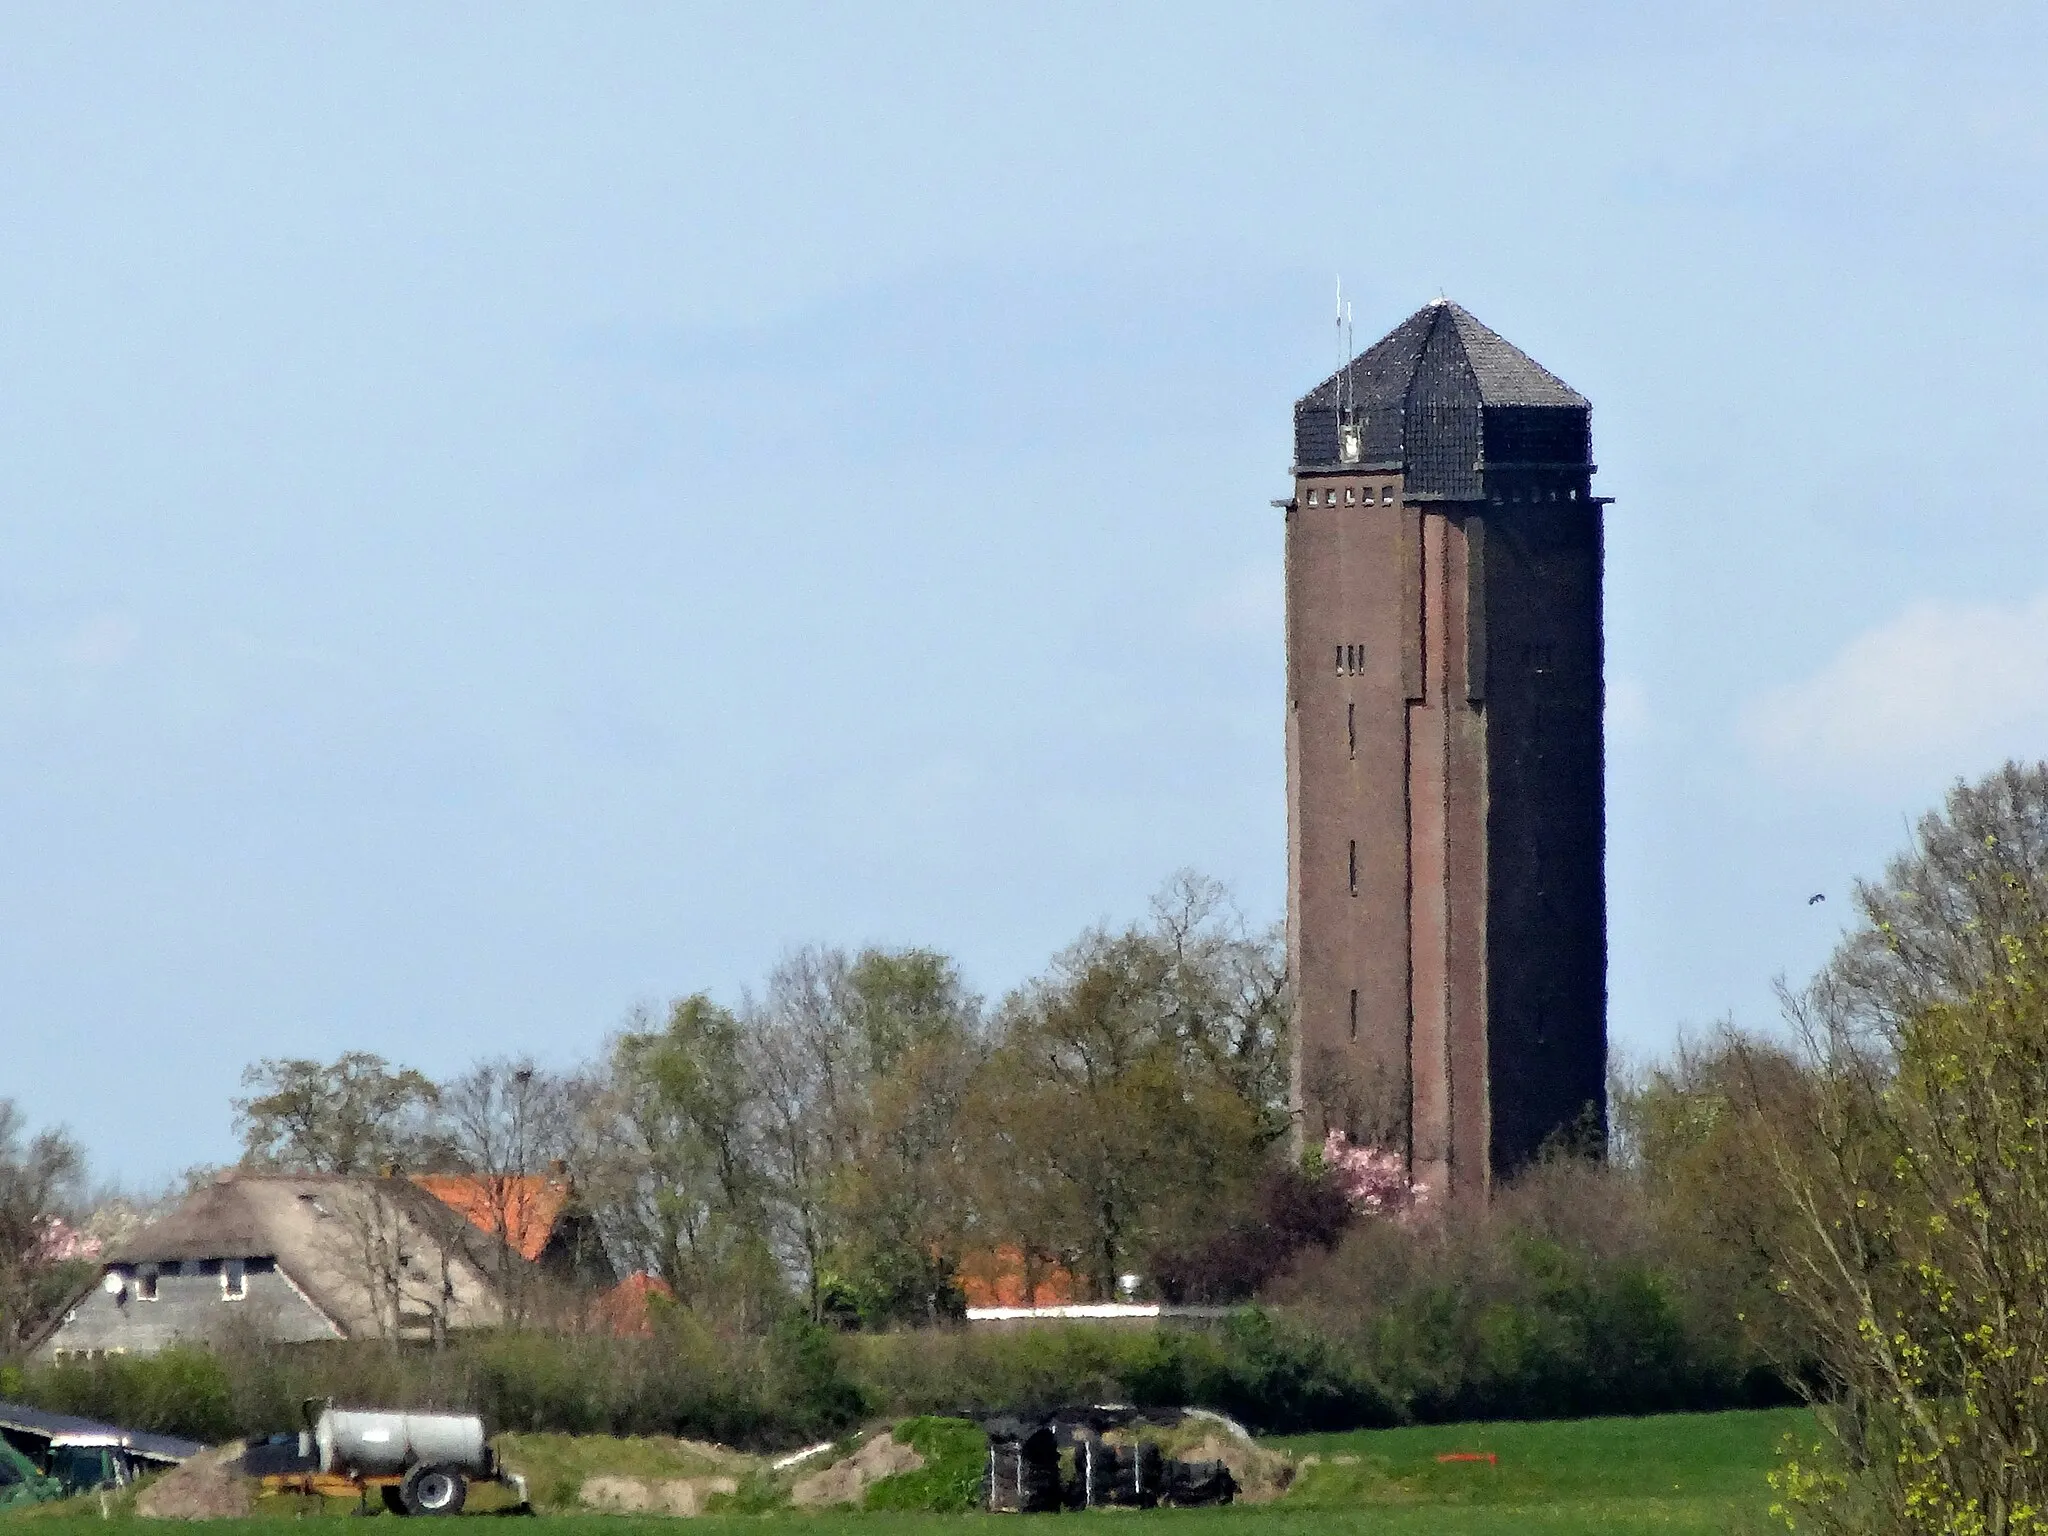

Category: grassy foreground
[4, 1406, 1807, 1535]
[1270, 1406, 1803, 1532]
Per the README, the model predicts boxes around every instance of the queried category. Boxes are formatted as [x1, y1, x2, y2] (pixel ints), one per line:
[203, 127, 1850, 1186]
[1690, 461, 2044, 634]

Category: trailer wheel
[381, 1486, 408, 1516]
[399, 1465, 467, 1517]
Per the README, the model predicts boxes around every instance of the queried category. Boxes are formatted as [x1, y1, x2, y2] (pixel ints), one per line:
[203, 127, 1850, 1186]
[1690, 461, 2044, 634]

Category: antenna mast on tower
[1335, 276, 1346, 420]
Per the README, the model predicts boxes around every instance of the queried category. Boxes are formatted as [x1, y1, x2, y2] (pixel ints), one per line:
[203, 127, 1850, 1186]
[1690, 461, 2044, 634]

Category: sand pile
[790, 1432, 923, 1507]
[578, 1474, 739, 1515]
[136, 1443, 249, 1520]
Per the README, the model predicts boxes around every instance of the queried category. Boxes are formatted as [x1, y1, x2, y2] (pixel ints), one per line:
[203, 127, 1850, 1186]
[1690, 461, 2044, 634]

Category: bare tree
[1830, 760, 2048, 1031]
[316, 1179, 478, 1349]
[749, 973, 843, 1322]
[440, 1058, 592, 1321]
[1148, 871, 1292, 1137]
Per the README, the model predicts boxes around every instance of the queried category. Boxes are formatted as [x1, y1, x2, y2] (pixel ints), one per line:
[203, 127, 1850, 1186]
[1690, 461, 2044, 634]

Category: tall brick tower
[1283, 299, 1606, 1201]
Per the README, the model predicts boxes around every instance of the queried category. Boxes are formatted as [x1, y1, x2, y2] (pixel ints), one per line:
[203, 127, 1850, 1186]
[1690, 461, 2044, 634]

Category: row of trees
[22, 758, 2048, 1533]
[227, 873, 1293, 1330]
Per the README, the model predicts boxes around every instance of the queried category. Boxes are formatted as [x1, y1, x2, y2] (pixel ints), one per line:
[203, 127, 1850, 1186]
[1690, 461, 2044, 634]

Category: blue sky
[5, 5, 2046, 1186]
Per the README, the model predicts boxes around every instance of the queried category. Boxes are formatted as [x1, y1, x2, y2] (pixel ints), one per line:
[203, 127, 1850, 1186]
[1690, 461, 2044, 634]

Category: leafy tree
[600, 995, 780, 1325]
[233, 1052, 443, 1173]
[823, 949, 980, 1324]
[1747, 762, 2048, 1535]
[753, 946, 981, 1326]
[975, 916, 1275, 1298]
[0, 1101, 87, 1355]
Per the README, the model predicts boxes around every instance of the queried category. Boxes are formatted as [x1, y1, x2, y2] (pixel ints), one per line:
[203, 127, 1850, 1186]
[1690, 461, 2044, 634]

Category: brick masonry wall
[1480, 486, 1608, 1174]
[1287, 476, 1606, 1191]
[1286, 472, 1413, 1149]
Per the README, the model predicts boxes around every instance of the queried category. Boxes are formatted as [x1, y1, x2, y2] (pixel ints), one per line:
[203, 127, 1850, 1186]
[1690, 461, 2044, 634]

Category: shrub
[864, 1416, 987, 1511]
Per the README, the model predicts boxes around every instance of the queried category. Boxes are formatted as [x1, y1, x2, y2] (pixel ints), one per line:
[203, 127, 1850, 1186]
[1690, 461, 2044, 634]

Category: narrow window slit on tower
[1349, 989, 1359, 1042]
[1347, 701, 1355, 759]
[1333, 645, 1343, 675]
[1348, 839, 1358, 896]
[1345, 487, 1355, 505]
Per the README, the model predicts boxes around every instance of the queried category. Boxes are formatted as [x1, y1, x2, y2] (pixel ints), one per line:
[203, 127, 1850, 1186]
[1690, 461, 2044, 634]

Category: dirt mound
[1176, 1433, 1294, 1503]
[136, 1443, 248, 1520]
[1102, 1418, 1295, 1504]
[790, 1432, 923, 1508]
[578, 1474, 739, 1515]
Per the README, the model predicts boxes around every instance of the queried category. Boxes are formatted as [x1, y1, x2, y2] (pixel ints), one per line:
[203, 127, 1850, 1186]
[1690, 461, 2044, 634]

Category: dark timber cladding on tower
[1282, 299, 1607, 1200]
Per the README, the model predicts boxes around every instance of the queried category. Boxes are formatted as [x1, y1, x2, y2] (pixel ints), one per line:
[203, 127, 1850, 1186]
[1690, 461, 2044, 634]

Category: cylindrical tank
[314, 1410, 489, 1477]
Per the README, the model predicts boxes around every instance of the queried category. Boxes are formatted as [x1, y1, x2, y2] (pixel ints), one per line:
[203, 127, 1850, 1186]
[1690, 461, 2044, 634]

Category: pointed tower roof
[1293, 300, 1590, 499]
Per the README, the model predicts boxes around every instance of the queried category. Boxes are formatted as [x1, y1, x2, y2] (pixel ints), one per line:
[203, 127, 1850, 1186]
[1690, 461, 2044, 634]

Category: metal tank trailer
[241, 1403, 529, 1516]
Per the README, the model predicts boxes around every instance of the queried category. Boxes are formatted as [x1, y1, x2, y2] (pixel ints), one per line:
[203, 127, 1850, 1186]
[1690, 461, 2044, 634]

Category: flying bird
[1808, 893, 1826, 905]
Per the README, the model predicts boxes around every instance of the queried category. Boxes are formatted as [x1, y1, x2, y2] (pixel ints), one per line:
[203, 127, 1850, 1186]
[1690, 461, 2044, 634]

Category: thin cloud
[1743, 591, 2048, 788]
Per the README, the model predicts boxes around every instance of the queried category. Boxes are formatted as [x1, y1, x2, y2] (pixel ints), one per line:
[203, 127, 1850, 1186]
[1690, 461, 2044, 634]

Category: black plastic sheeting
[241, 1433, 321, 1478]
[979, 1409, 1238, 1513]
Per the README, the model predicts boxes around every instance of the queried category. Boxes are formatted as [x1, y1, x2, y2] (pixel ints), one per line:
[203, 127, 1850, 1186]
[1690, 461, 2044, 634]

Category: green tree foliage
[1271, 1154, 1782, 1425]
[1611, 1036, 1814, 1385]
[600, 995, 780, 1326]
[750, 945, 982, 1327]
[1743, 762, 2048, 1535]
[817, 949, 982, 1326]
[233, 1051, 443, 1173]
[970, 875, 1287, 1300]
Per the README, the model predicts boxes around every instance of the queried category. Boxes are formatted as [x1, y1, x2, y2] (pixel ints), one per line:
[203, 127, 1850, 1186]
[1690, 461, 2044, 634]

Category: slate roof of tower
[1292, 300, 1590, 498]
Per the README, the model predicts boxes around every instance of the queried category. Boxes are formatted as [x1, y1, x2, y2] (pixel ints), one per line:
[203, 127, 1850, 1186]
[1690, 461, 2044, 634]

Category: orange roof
[956, 1245, 1076, 1310]
[593, 1271, 672, 1338]
[412, 1174, 570, 1262]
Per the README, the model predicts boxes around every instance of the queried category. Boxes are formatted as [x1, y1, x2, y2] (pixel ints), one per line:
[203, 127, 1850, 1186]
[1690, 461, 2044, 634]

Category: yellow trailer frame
[258, 1467, 529, 1516]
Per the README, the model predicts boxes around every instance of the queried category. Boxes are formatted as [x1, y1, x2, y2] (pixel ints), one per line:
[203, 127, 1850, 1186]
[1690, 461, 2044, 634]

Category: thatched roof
[103, 1171, 539, 1338]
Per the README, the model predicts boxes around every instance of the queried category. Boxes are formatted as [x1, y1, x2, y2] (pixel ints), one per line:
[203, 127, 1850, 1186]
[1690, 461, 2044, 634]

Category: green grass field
[1269, 1406, 1803, 1532]
[4, 1406, 1808, 1535]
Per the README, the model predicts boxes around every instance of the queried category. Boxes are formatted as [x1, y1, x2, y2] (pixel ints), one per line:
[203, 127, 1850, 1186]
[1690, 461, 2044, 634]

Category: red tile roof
[411, 1174, 569, 1262]
[955, 1245, 1076, 1310]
